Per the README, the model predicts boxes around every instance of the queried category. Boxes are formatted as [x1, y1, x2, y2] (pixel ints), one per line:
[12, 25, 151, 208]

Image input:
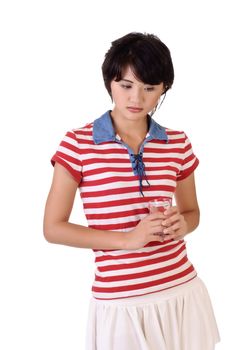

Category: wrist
[118, 231, 131, 250]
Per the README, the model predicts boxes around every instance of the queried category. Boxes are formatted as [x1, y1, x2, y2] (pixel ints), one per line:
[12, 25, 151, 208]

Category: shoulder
[64, 122, 94, 145]
[71, 121, 93, 137]
[163, 127, 188, 144]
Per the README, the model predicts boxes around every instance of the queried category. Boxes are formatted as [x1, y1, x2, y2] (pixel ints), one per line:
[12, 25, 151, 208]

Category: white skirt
[85, 277, 220, 350]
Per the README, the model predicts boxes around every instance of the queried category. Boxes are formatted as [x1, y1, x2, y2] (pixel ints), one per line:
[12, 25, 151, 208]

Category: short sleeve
[51, 130, 82, 183]
[177, 133, 199, 181]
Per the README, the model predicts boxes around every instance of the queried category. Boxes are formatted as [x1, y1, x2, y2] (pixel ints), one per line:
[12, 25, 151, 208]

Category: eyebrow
[121, 79, 134, 83]
[121, 78, 154, 86]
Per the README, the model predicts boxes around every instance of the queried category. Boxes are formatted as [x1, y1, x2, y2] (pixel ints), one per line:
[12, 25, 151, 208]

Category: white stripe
[83, 169, 177, 181]
[144, 143, 184, 150]
[95, 242, 185, 268]
[182, 158, 196, 171]
[94, 240, 181, 258]
[73, 125, 93, 133]
[87, 214, 145, 226]
[56, 157, 81, 171]
[93, 260, 192, 288]
[77, 142, 124, 150]
[84, 171, 176, 183]
[83, 190, 174, 210]
[92, 271, 197, 300]
[63, 135, 79, 146]
[166, 132, 185, 140]
[80, 179, 175, 194]
[81, 153, 130, 160]
[80, 152, 184, 163]
[82, 161, 181, 173]
[82, 163, 132, 171]
[95, 250, 187, 277]
[81, 188, 175, 204]
[58, 145, 80, 159]
[84, 202, 149, 214]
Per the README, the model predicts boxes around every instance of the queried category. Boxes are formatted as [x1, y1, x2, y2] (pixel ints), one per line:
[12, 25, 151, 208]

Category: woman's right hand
[123, 212, 167, 250]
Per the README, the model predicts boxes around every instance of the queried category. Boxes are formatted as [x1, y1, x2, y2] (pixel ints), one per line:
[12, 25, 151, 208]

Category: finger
[162, 214, 180, 227]
[164, 206, 178, 216]
[164, 234, 184, 241]
[163, 222, 180, 234]
[150, 225, 165, 234]
[148, 212, 166, 220]
[151, 234, 165, 243]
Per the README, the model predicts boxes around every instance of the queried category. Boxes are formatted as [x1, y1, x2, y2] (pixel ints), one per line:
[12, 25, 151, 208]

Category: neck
[110, 109, 149, 154]
[110, 110, 149, 139]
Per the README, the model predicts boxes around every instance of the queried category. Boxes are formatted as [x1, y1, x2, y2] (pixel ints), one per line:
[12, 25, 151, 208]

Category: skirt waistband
[91, 276, 202, 306]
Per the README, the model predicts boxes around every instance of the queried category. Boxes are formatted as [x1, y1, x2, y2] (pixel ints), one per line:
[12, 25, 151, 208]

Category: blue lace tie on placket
[132, 153, 150, 196]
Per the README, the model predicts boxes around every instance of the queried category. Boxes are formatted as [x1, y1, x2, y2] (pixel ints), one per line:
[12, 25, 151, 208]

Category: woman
[43, 32, 220, 349]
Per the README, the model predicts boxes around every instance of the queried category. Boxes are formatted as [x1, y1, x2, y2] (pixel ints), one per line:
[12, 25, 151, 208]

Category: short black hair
[102, 32, 174, 97]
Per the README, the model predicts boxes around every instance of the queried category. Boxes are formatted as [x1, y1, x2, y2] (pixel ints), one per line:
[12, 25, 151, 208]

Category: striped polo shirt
[51, 110, 199, 300]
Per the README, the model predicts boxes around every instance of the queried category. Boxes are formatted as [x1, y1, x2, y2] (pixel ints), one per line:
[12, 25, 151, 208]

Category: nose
[129, 87, 143, 104]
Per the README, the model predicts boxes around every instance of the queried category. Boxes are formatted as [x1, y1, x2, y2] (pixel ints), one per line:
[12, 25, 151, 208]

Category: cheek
[148, 95, 160, 107]
[111, 92, 121, 105]
[111, 88, 126, 105]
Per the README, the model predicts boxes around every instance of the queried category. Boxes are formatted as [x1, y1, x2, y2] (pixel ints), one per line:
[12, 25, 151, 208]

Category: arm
[43, 163, 164, 250]
[162, 172, 200, 240]
[43, 163, 125, 249]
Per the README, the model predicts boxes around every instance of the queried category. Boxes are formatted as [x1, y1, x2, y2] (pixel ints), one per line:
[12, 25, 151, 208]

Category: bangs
[102, 32, 174, 95]
[114, 57, 165, 86]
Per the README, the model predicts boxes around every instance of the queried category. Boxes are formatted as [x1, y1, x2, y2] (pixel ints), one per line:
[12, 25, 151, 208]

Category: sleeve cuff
[177, 158, 199, 181]
[51, 155, 82, 183]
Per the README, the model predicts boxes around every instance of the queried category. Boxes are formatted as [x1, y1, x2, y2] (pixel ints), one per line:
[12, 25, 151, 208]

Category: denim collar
[93, 110, 168, 144]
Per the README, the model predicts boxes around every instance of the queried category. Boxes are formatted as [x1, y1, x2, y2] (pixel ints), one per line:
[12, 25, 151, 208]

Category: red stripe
[77, 146, 186, 155]
[86, 208, 148, 220]
[93, 240, 167, 253]
[92, 265, 195, 293]
[89, 221, 140, 231]
[82, 184, 174, 199]
[144, 147, 184, 154]
[183, 153, 195, 164]
[80, 148, 128, 155]
[74, 130, 92, 136]
[83, 167, 131, 176]
[166, 138, 186, 144]
[165, 130, 185, 136]
[83, 193, 174, 209]
[81, 174, 176, 187]
[94, 241, 183, 262]
[81, 157, 184, 166]
[97, 244, 186, 272]
[55, 151, 82, 166]
[177, 158, 199, 181]
[60, 140, 81, 154]
[82, 158, 130, 165]
[65, 131, 78, 140]
[146, 166, 178, 172]
[184, 143, 192, 153]
[83, 165, 178, 177]
[144, 157, 183, 164]
[95, 256, 188, 282]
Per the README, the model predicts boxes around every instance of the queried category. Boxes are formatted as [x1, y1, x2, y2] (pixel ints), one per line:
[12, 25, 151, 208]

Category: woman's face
[110, 66, 164, 121]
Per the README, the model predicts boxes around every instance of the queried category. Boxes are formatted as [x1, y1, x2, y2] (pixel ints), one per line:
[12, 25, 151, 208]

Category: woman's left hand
[161, 206, 188, 241]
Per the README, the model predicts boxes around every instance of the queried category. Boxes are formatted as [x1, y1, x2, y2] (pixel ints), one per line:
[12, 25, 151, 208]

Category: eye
[120, 84, 132, 89]
[144, 86, 155, 92]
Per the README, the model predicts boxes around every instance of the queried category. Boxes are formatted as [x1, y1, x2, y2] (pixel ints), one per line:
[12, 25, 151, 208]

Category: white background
[0, 0, 233, 349]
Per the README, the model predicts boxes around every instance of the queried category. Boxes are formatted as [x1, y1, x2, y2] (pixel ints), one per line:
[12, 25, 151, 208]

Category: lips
[127, 107, 143, 113]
